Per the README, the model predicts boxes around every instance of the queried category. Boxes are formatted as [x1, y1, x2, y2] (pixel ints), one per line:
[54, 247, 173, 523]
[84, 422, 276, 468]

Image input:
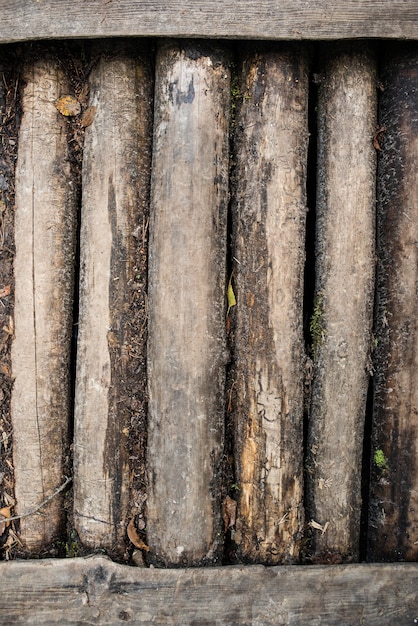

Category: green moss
[310, 293, 326, 359]
[374, 449, 389, 471]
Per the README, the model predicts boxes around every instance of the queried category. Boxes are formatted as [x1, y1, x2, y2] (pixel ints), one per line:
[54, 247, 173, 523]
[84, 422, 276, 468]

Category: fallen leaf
[227, 273, 236, 317]
[222, 495, 237, 531]
[127, 519, 149, 551]
[0, 506, 11, 536]
[80, 105, 97, 128]
[55, 95, 81, 117]
[0, 285, 10, 299]
[373, 125, 386, 151]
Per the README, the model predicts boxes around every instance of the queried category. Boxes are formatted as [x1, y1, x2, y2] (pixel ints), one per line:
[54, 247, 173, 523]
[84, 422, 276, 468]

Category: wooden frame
[1, 2, 418, 624]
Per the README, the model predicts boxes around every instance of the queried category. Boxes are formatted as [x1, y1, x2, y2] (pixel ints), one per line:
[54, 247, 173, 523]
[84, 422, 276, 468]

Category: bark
[369, 45, 418, 561]
[306, 45, 377, 562]
[11, 56, 77, 552]
[230, 44, 309, 564]
[147, 42, 230, 566]
[73, 49, 153, 556]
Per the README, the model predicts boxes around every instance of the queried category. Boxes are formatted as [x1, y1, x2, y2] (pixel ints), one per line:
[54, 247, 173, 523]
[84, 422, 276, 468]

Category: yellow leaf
[55, 95, 81, 117]
[227, 273, 236, 316]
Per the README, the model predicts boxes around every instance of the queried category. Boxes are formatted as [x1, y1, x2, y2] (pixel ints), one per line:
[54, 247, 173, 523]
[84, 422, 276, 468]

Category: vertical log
[369, 46, 418, 561]
[306, 46, 377, 562]
[230, 45, 309, 564]
[73, 50, 153, 556]
[147, 43, 230, 567]
[12, 55, 77, 552]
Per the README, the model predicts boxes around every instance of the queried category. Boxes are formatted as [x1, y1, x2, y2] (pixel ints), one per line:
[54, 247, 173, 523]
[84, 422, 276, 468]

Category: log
[306, 46, 377, 562]
[147, 42, 230, 566]
[11, 55, 77, 552]
[0, 555, 418, 625]
[230, 44, 309, 564]
[73, 49, 153, 556]
[368, 45, 418, 561]
[1, 1, 418, 43]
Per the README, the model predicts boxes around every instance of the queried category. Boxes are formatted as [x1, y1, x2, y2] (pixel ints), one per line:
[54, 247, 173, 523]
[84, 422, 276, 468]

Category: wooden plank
[369, 44, 418, 561]
[73, 47, 153, 557]
[230, 44, 309, 564]
[11, 55, 77, 553]
[147, 42, 230, 567]
[306, 45, 377, 562]
[1, 1, 418, 42]
[0, 555, 417, 624]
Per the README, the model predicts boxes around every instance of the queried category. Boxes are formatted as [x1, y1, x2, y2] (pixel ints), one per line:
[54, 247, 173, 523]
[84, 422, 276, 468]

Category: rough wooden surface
[230, 44, 309, 564]
[147, 42, 230, 567]
[306, 46, 377, 562]
[0, 555, 417, 625]
[73, 50, 152, 556]
[1, 1, 418, 42]
[369, 45, 418, 562]
[11, 56, 77, 552]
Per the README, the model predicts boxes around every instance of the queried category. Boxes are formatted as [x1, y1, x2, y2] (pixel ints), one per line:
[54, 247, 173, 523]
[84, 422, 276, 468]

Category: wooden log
[147, 42, 230, 567]
[11, 55, 77, 552]
[1, 1, 418, 43]
[1, 555, 418, 625]
[230, 45, 309, 564]
[306, 46, 377, 562]
[73, 49, 153, 556]
[368, 45, 418, 562]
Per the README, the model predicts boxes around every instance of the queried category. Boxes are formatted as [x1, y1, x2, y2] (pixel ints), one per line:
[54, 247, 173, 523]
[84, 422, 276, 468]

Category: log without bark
[306, 45, 377, 562]
[230, 44, 309, 564]
[369, 45, 418, 561]
[147, 42, 230, 566]
[11, 55, 77, 552]
[73, 49, 153, 556]
[0, 555, 417, 625]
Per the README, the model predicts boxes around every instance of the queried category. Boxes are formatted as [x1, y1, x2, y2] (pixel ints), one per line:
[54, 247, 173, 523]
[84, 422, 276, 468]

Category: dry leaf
[80, 106, 97, 128]
[55, 95, 81, 117]
[127, 519, 149, 551]
[0, 285, 10, 299]
[222, 495, 237, 531]
[0, 506, 11, 536]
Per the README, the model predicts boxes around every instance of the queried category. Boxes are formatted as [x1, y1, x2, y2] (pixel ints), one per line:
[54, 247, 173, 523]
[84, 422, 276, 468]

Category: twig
[4, 476, 72, 523]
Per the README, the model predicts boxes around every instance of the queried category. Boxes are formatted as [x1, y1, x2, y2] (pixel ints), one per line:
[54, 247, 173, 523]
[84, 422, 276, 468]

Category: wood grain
[11, 55, 77, 553]
[231, 44, 309, 564]
[1, 0, 418, 42]
[0, 555, 417, 625]
[147, 42, 230, 567]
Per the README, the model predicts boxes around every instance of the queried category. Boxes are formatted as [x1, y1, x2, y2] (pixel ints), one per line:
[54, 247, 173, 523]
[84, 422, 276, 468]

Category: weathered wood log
[1, 1, 418, 42]
[1, 555, 418, 625]
[306, 46, 377, 562]
[368, 45, 418, 562]
[73, 49, 153, 556]
[11, 55, 77, 552]
[147, 42, 230, 566]
[230, 45, 309, 564]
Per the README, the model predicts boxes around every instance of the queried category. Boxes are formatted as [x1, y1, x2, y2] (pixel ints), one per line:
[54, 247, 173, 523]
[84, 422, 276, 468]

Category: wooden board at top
[1, 0, 418, 43]
[1, 555, 418, 625]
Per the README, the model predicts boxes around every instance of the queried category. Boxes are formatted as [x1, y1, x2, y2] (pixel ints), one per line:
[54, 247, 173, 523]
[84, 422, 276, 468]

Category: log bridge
[0, 2, 418, 624]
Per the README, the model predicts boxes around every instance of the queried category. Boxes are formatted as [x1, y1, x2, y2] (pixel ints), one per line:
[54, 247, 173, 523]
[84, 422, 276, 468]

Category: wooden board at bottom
[0, 555, 417, 625]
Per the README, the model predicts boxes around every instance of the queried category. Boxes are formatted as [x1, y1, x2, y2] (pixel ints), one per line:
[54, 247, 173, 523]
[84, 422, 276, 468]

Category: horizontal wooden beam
[1, 0, 418, 43]
[1, 556, 418, 624]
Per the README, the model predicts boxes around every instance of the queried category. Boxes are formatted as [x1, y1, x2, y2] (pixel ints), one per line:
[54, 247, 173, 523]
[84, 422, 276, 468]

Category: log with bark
[73, 48, 153, 557]
[230, 44, 309, 564]
[147, 42, 230, 566]
[306, 45, 377, 562]
[369, 45, 418, 561]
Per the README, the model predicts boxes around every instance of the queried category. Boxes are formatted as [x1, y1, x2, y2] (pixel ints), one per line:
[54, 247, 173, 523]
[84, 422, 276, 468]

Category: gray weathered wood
[11, 55, 77, 552]
[1, 0, 418, 42]
[0, 555, 417, 625]
[231, 44, 309, 564]
[306, 45, 377, 562]
[147, 42, 230, 567]
[73, 50, 152, 556]
[369, 45, 418, 562]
